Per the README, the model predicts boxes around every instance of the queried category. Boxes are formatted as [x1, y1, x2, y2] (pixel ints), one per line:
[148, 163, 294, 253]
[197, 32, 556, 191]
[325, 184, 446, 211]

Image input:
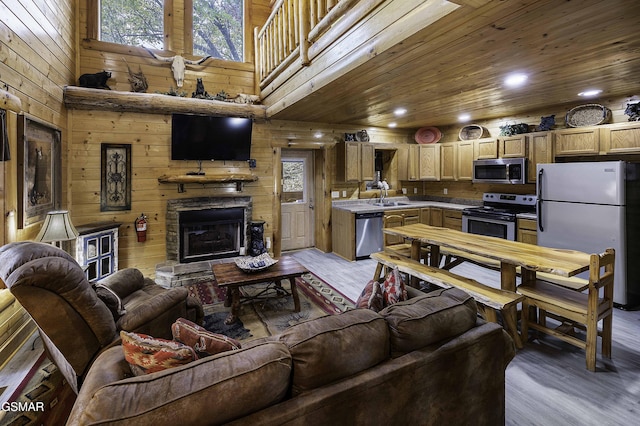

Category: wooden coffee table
[211, 256, 309, 324]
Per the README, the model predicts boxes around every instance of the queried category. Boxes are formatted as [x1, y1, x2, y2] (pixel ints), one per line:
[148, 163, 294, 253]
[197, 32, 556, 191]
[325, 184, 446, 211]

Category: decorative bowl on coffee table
[234, 252, 278, 273]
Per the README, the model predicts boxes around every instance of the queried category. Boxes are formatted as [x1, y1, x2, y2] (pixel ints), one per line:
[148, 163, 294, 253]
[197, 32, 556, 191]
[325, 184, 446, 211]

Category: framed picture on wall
[101, 143, 131, 211]
[17, 115, 62, 229]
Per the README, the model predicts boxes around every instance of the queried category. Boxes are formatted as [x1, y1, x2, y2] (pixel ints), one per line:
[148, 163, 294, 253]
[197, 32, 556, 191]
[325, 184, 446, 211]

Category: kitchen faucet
[377, 180, 389, 203]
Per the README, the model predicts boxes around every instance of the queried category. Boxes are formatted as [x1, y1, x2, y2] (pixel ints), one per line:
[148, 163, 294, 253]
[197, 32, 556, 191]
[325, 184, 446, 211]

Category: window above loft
[95, 0, 245, 62]
[192, 0, 244, 62]
[100, 0, 164, 49]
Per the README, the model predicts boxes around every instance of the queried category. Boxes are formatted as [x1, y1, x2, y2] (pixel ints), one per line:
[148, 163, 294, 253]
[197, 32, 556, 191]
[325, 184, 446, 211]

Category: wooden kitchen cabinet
[420, 207, 431, 225]
[440, 142, 457, 181]
[331, 207, 355, 260]
[442, 209, 462, 231]
[360, 143, 375, 181]
[601, 122, 640, 154]
[429, 207, 443, 227]
[457, 141, 474, 181]
[555, 127, 599, 156]
[408, 144, 440, 181]
[527, 131, 554, 182]
[517, 218, 537, 245]
[474, 138, 498, 159]
[335, 141, 375, 182]
[499, 134, 527, 158]
[396, 145, 409, 181]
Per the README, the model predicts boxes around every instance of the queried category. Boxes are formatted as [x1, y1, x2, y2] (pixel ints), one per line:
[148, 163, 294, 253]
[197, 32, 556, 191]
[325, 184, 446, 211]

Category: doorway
[281, 150, 314, 251]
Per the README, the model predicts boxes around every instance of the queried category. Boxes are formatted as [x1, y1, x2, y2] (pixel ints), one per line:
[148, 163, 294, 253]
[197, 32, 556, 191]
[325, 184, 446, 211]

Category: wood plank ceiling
[268, 0, 640, 129]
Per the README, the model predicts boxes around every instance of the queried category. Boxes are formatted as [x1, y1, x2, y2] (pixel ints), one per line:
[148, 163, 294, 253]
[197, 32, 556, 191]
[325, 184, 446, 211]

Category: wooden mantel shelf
[158, 173, 258, 192]
[1, 88, 22, 113]
[63, 86, 267, 119]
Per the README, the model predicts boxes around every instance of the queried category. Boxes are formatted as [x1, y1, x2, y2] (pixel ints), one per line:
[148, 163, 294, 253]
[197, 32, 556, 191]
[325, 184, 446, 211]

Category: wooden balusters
[255, 0, 349, 83]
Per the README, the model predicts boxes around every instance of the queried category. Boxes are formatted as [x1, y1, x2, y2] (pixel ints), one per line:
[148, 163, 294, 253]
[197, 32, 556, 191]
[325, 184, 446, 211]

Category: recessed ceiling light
[458, 113, 471, 122]
[388, 122, 397, 128]
[578, 89, 602, 97]
[394, 108, 407, 116]
[313, 132, 323, 138]
[504, 73, 528, 87]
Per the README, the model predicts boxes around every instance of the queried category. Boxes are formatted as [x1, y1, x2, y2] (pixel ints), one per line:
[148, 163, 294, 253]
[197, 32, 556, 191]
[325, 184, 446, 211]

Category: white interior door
[281, 150, 314, 251]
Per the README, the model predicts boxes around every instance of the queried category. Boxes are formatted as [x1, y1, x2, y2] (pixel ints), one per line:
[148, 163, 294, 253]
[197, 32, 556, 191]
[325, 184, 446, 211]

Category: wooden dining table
[382, 223, 593, 344]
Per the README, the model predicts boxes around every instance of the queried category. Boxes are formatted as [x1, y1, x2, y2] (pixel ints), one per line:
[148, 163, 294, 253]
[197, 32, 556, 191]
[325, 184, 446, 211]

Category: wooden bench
[371, 251, 524, 348]
[439, 247, 589, 291]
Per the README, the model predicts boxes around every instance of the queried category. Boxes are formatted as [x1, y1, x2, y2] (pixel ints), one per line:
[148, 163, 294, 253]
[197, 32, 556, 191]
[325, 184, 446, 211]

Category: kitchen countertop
[331, 197, 477, 214]
[516, 213, 537, 220]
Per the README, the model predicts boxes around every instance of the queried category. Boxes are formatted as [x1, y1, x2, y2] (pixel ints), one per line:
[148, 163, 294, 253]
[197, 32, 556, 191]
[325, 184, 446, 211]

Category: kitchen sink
[372, 201, 409, 207]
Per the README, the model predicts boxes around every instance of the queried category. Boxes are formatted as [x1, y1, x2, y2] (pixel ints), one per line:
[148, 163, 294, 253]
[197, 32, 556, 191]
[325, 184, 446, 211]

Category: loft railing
[255, 0, 377, 91]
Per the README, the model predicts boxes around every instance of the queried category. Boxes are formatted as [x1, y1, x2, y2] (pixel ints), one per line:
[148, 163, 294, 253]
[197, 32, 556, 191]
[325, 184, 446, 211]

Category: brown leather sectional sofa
[67, 287, 515, 425]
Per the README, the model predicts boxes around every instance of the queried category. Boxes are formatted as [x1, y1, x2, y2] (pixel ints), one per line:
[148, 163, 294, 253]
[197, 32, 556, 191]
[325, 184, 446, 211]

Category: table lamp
[35, 210, 79, 248]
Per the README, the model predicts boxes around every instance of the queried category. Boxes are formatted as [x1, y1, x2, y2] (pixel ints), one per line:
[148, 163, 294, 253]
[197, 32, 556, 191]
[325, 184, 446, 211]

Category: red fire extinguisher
[135, 213, 148, 242]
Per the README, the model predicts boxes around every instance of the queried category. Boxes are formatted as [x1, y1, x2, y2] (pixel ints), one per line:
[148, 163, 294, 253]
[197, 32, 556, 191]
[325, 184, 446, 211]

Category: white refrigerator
[537, 161, 640, 307]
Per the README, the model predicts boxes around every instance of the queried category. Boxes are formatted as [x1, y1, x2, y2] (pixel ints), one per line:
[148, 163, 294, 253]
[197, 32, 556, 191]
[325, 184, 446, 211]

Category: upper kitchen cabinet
[474, 138, 498, 160]
[601, 122, 640, 154]
[457, 141, 474, 181]
[440, 142, 457, 181]
[527, 131, 554, 182]
[396, 145, 410, 181]
[499, 135, 527, 158]
[554, 127, 599, 156]
[336, 141, 375, 182]
[408, 144, 440, 181]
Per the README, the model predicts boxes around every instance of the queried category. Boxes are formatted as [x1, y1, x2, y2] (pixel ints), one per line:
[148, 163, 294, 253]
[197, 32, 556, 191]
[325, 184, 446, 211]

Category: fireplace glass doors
[179, 207, 244, 263]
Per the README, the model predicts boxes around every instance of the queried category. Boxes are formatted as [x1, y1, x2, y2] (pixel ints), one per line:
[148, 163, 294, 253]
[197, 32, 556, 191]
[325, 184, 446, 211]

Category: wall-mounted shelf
[158, 173, 258, 192]
[63, 86, 267, 119]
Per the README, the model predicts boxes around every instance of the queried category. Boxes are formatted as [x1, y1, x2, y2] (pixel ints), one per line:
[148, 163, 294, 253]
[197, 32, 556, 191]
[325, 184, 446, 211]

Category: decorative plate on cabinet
[565, 104, 611, 127]
[414, 126, 442, 144]
[458, 125, 488, 140]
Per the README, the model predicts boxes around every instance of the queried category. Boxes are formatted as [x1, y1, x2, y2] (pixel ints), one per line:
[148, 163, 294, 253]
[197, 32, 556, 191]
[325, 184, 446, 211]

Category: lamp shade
[36, 210, 79, 243]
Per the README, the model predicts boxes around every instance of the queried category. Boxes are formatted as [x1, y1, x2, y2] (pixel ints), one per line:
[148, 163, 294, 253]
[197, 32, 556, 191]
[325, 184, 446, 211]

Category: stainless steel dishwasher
[355, 212, 384, 260]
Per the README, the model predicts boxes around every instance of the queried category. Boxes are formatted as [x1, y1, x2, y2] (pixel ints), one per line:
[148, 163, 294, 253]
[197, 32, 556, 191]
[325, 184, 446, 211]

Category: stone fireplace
[178, 207, 244, 263]
[156, 196, 253, 288]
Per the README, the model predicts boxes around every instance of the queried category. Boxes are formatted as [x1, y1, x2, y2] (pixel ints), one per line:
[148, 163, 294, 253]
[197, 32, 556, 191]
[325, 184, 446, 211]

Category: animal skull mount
[145, 48, 211, 88]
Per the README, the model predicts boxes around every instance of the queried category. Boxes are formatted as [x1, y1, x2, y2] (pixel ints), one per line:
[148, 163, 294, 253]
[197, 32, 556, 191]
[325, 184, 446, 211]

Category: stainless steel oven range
[462, 193, 536, 241]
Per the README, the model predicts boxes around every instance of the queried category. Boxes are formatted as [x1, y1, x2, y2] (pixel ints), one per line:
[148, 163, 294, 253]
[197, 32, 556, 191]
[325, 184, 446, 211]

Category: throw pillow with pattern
[171, 317, 241, 357]
[121, 331, 197, 376]
[381, 268, 408, 306]
[355, 279, 384, 312]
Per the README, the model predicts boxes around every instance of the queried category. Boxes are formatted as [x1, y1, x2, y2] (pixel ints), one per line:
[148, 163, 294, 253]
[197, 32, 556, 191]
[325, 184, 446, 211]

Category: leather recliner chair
[0, 241, 203, 394]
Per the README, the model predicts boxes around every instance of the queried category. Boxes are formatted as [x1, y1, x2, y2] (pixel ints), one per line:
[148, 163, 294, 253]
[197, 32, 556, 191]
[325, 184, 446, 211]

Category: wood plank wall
[0, 0, 76, 364]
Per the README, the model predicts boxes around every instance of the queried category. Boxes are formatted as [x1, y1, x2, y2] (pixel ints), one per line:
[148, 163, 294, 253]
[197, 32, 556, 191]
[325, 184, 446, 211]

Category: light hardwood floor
[2, 249, 638, 425]
[289, 248, 640, 426]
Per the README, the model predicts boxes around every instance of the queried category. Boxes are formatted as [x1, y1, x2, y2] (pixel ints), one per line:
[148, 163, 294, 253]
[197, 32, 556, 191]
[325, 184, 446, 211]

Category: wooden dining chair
[383, 214, 429, 263]
[518, 248, 615, 372]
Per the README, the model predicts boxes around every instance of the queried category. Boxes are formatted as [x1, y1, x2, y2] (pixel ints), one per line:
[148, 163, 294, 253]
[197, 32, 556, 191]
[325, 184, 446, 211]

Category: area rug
[0, 352, 75, 426]
[200, 273, 355, 342]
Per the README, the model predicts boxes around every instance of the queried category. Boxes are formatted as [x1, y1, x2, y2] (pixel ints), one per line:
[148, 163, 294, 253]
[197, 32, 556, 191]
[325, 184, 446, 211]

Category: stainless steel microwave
[472, 158, 527, 184]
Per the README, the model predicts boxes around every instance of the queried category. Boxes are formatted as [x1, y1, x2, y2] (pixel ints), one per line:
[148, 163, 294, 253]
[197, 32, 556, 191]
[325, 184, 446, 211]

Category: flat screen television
[171, 114, 253, 161]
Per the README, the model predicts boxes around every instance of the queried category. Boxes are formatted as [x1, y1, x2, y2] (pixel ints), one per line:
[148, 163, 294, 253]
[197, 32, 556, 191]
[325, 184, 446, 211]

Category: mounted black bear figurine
[191, 78, 209, 98]
[78, 71, 112, 89]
